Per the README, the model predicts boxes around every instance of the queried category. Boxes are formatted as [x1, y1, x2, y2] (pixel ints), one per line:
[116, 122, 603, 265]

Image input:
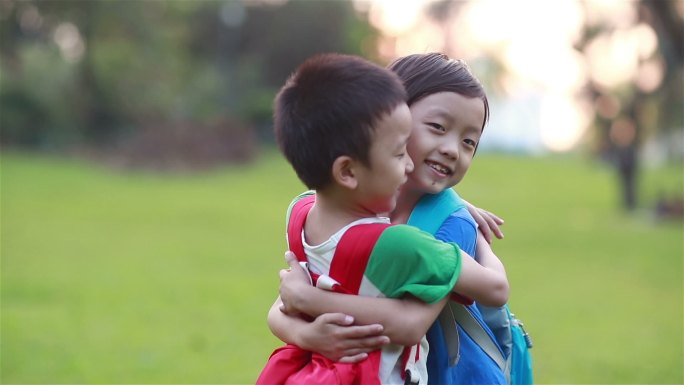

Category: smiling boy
[256, 53, 508, 385]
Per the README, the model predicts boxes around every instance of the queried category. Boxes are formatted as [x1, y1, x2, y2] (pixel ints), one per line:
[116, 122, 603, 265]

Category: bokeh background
[1, 0, 682, 383]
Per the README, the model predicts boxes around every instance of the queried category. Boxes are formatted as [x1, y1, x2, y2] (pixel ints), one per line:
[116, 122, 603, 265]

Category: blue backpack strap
[408, 189, 468, 367]
[407, 189, 466, 235]
[408, 190, 507, 367]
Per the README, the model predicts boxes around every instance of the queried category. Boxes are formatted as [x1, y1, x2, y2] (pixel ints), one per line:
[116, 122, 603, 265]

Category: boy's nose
[440, 142, 459, 160]
[405, 154, 414, 173]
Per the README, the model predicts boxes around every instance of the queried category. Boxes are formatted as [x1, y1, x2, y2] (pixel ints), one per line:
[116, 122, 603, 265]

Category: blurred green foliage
[2, 151, 682, 384]
[0, 0, 379, 151]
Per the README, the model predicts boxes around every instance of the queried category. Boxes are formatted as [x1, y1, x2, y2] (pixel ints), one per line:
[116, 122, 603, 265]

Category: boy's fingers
[484, 214, 504, 240]
[317, 312, 355, 326]
[482, 210, 504, 235]
[491, 214, 505, 225]
[347, 335, 391, 348]
[492, 224, 504, 240]
[471, 211, 492, 244]
[284, 250, 299, 268]
[338, 325, 387, 340]
[478, 221, 493, 244]
[347, 326, 387, 340]
[316, 314, 387, 340]
[483, 216, 498, 240]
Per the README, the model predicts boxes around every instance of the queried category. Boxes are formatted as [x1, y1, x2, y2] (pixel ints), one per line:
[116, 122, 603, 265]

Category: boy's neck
[391, 186, 423, 225]
[304, 190, 380, 245]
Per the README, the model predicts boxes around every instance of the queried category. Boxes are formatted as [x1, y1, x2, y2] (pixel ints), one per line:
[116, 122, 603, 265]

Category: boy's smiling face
[354, 103, 414, 215]
[404, 91, 485, 195]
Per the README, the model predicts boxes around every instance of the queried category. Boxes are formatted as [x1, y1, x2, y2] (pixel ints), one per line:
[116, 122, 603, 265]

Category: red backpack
[255, 194, 392, 385]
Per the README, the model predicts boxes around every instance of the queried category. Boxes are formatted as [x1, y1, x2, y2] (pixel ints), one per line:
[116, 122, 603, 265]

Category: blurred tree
[577, 0, 683, 210]
[0, 0, 380, 169]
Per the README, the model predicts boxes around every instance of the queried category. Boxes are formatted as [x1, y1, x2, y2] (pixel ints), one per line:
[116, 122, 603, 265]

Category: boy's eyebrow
[426, 106, 483, 134]
[464, 125, 482, 135]
[424, 106, 455, 123]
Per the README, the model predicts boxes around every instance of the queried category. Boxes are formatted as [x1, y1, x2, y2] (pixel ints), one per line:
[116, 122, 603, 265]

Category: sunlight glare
[460, 0, 585, 92]
[367, 0, 428, 37]
[586, 29, 639, 88]
[540, 94, 589, 152]
[364, 0, 638, 153]
[584, 0, 637, 29]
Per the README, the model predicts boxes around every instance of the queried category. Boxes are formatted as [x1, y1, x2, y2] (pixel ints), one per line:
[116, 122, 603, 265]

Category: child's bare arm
[452, 244, 509, 307]
[279, 253, 448, 345]
[474, 230, 506, 274]
[267, 296, 389, 363]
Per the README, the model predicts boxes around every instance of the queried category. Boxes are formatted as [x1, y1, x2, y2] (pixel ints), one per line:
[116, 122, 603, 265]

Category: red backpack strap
[286, 194, 315, 263]
[334, 223, 422, 384]
[329, 223, 390, 295]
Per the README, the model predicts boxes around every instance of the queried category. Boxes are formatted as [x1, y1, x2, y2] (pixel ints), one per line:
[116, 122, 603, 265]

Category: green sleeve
[365, 225, 462, 304]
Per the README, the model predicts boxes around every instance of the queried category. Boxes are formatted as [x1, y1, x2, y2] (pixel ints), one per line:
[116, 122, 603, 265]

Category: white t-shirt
[300, 216, 430, 385]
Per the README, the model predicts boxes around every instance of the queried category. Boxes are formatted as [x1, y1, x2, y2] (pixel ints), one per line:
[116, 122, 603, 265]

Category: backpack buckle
[512, 313, 533, 349]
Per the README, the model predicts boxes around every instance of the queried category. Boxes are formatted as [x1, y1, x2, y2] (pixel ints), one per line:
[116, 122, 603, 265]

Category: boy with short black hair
[256, 53, 508, 385]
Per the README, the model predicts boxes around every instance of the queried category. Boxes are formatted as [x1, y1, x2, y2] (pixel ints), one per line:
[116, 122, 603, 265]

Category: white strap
[450, 302, 509, 376]
[315, 275, 339, 291]
[297, 262, 313, 285]
[437, 303, 460, 366]
[403, 344, 421, 385]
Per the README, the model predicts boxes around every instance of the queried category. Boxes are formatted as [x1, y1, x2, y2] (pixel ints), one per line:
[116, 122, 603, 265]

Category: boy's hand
[279, 251, 313, 316]
[463, 200, 505, 244]
[299, 313, 390, 363]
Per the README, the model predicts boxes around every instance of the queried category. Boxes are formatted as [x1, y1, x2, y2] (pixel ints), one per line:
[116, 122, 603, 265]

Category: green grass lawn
[2, 149, 682, 384]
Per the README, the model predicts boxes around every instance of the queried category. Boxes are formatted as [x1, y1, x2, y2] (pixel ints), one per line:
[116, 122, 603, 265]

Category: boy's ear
[331, 156, 358, 190]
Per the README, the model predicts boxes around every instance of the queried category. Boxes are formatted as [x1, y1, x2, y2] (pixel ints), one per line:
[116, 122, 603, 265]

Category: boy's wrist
[291, 321, 307, 349]
[291, 284, 318, 316]
[281, 281, 315, 315]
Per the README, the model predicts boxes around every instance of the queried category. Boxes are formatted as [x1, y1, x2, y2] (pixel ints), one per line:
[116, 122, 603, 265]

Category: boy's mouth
[425, 160, 453, 176]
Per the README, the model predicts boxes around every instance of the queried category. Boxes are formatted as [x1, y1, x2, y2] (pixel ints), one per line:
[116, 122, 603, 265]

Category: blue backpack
[408, 189, 533, 385]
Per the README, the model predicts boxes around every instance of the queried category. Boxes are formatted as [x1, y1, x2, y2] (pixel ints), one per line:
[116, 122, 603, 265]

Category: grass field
[2, 149, 682, 384]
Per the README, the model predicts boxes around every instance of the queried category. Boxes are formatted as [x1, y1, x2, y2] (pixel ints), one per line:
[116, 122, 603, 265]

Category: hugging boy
[256, 53, 508, 385]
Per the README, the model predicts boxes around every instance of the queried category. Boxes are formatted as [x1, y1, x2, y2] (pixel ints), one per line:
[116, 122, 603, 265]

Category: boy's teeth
[427, 161, 450, 174]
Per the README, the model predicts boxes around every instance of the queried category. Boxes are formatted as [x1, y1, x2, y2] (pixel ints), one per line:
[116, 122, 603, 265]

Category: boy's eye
[464, 139, 477, 147]
[427, 123, 445, 132]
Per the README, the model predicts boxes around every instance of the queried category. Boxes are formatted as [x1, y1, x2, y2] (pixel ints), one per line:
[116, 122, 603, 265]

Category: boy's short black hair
[274, 53, 407, 190]
[388, 53, 490, 132]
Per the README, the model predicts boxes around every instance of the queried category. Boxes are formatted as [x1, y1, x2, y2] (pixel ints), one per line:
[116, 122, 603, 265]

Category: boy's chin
[420, 182, 448, 195]
[408, 177, 447, 195]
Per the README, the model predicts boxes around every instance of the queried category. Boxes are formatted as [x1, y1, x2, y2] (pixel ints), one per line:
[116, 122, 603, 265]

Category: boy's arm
[431, 211, 508, 305]
[267, 296, 390, 362]
[279, 253, 448, 346]
[367, 225, 509, 308]
[453, 244, 509, 306]
[474, 230, 507, 274]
